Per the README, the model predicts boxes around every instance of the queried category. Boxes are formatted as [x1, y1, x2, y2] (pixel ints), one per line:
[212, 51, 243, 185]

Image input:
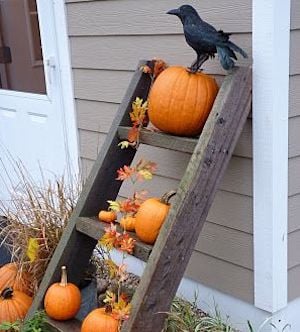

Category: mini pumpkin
[0, 287, 32, 325]
[135, 191, 176, 244]
[148, 66, 219, 136]
[0, 263, 31, 295]
[120, 215, 136, 232]
[81, 307, 119, 332]
[44, 266, 81, 321]
[98, 210, 117, 223]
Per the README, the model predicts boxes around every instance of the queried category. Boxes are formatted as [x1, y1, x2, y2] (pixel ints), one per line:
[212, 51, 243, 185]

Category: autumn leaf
[117, 263, 128, 282]
[153, 59, 168, 79]
[127, 126, 139, 144]
[118, 141, 130, 149]
[107, 200, 121, 212]
[141, 59, 168, 80]
[130, 97, 148, 125]
[26, 238, 39, 262]
[141, 65, 152, 74]
[99, 224, 120, 250]
[119, 198, 140, 214]
[137, 169, 153, 181]
[118, 233, 136, 254]
[136, 159, 157, 180]
[112, 297, 132, 321]
[104, 290, 117, 305]
[116, 165, 136, 181]
[104, 259, 119, 279]
[136, 159, 157, 173]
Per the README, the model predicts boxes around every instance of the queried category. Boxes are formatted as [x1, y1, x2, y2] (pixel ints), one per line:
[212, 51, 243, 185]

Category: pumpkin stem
[1, 287, 14, 299]
[160, 190, 177, 205]
[60, 266, 68, 287]
[104, 304, 113, 314]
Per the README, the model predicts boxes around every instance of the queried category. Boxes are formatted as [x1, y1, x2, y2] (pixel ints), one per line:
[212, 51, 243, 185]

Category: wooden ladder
[28, 60, 252, 332]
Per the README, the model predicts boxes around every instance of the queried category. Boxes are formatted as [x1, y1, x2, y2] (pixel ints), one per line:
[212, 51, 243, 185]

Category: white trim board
[110, 250, 298, 332]
[252, 0, 290, 312]
[52, 0, 79, 177]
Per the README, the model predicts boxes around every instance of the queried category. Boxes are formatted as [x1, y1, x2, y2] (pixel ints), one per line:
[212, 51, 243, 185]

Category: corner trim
[252, 0, 290, 312]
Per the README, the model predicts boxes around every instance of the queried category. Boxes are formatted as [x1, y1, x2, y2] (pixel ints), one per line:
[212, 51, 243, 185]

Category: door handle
[46, 56, 56, 84]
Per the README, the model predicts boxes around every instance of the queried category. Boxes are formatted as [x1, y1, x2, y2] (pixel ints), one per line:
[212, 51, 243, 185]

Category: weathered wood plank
[76, 217, 153, 262]
[118, 126, 198, 153]
[45, 318, 81, 332]
[27, 61, 152, 318]
[122, 66, 252, 332]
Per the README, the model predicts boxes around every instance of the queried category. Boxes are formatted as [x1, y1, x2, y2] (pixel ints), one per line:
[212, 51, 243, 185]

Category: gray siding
[66, 0, 299, 303]
[288, 0, 300, 301]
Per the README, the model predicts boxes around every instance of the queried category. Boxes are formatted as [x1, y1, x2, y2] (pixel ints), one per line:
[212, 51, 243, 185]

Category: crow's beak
[166, 8, 180, 16]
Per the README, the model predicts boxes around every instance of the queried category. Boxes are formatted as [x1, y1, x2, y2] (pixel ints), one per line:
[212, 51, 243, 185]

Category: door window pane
[0, 0, 46, 94]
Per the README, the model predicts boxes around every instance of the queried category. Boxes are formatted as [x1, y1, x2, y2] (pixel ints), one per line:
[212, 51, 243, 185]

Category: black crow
[167, 5, 248, 71]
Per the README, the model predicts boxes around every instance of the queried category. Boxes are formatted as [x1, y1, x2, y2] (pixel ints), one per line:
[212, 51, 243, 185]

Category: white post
[253, 0, 290, 312]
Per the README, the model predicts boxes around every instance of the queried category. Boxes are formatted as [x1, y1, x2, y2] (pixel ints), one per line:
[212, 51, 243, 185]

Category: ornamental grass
[0, 157, 81, 295]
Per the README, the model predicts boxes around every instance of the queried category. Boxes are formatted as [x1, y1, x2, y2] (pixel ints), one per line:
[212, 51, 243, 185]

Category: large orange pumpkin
[0, 287, 33, 326]
[148, 66, 219, 136]
[135, 191, 176, 244]
[81, 308, 119, 332]
[44, 266, 81, 321]
[0, 263, 31, 295]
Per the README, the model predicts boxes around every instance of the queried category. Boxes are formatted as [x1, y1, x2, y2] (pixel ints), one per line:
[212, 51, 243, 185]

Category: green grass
[164, 297, 236, 332]
[164, 297, 291, 332]
[0, 310, 49, 332]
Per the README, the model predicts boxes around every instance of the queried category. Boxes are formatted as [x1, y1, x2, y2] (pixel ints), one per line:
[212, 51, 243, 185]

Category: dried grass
[0, 157, 81, 295]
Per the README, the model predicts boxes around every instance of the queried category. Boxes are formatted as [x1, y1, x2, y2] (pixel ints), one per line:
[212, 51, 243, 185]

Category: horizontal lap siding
[288, 1, 300, 301]
[66, 0, 255, 302]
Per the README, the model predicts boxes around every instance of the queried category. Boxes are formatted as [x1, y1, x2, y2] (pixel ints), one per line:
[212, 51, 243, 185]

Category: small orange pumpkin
[148, 66, 219, 136]
[135, 191, 176, 244]
[98, 210, 117, 223]
[0, 287, 32, 325]
[0, 263, 31, 295]
[81, 307, 119, 332]
[44, 266, 81, 321]
[120, 215, 136, 232]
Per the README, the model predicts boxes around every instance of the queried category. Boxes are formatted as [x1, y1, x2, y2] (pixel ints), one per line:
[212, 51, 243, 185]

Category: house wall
[288, 0, 300, 302]
[64, 0, 296, 304]
[65, 0, 253, 303]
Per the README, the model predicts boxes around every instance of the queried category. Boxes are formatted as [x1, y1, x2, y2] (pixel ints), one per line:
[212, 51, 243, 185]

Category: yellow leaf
[26, 238, 39, 262]
[138, 169, 153, 180]
[118, 141, 130, 149]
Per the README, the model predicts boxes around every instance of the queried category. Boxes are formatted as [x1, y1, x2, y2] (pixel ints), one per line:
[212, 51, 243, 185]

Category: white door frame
[51, 0, 79, 176]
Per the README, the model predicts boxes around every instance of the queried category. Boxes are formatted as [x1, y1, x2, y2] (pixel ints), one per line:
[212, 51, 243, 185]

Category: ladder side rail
[27, 61, 152, 318]
[122, 66, 252, 332]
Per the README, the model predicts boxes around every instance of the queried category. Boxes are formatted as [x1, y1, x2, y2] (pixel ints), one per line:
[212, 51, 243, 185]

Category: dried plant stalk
[0, 158, 81, 295]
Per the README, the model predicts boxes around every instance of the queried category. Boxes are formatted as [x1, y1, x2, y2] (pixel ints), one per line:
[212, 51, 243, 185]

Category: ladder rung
[76, 217, 153, 262]
[118, 126, 197, 153]
[46, 318, 81, 332]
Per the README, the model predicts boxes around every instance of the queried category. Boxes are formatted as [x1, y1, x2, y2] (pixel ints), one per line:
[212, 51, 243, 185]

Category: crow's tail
[216, 46, 235, 70]
[227, 41, 248, 58]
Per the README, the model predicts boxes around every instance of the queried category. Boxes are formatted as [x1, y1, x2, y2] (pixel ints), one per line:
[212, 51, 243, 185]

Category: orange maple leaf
[118, 233, 136, 254]
[127, 126, 139, 143]
[99, 224, 120, 250]
[116, 165, 135, 181]
[112, 296, 132, 321]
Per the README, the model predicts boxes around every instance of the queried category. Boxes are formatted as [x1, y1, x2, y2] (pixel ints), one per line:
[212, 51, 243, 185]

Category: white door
[0, 0, 77, 201]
